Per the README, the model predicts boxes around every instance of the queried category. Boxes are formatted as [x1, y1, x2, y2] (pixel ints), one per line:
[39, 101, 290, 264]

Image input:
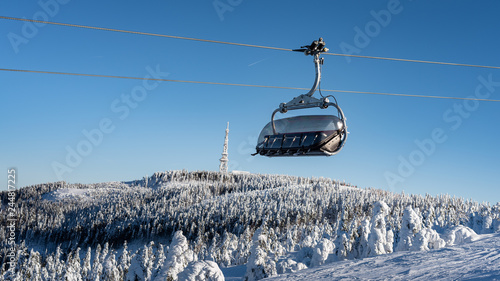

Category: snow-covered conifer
[244, 228, 276, 281]
[219, 231, 238, 267]
[158, 231, 196, 280]
[357, 219, 370, 258]
[45, 254, 57, 280]
[483, 215, 493, 234]
[103, 254, 121, 281]
[153, 244, 166, 279]
[91, 244, 103, 281]
[25, 249, 42, 281]
[310, 238, 334, 267]
[494, 219, 500, 233]
[142, 242, 155, 281]
[54, 245, 64, 278]
[63, 248, 82, 281]
[236, 226, 253, 264]
[366, 201, 392, 256]
[276, 259, 307, 274]
[337, 233, 350, 260]
[177, 261, 225, 281]
[100, 242, 109, 265]
[411, 228, 445, 251]
[444, 225, 479, 246]
[119, 241, 131, 279]
[126, 251, 144, 281]
[82, 247, 92, 281]
[396, 206, 422, 252]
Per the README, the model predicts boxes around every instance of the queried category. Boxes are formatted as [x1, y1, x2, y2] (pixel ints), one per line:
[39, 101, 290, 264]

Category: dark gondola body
[255, 115, 345, 157]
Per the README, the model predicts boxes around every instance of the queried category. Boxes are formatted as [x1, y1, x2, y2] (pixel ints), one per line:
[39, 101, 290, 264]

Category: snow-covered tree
[482, 215, 493, 234]
[103, 254, 121, 281]
[366, 201, 393, 256]
[82, 247, 92, 281]
[411, 228, 445, 251]
[494, 218, 500, 233]
[244, 228, 276, 281]
[91, 244, 103, 281]
[276, 259, 307, 274]
[153, 244, 166, 279]
[126, 250, 144, 281]
[158, 231, 196, 280]
[310, 238, 334, 267]
[25, 249, 42, 281]
[64, 248, 82, 281]
[177, 261, 224, 281]
[119, 241, 131, 279]
[100, 242, 109, 265]
[356, 219, 370, 258]
[444, 225, 479, 246]
[337, 233, 350, 260]
[54, 245, 65, 279]
[396, 206, 422, 251]
[143, 242, 155, 281]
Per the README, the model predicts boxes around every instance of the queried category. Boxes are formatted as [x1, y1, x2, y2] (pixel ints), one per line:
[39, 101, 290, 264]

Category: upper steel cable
[1, 16, 500, 70]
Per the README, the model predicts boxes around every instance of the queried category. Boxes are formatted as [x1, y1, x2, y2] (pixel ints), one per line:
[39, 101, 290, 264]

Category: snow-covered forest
[1, 170, 499, 280]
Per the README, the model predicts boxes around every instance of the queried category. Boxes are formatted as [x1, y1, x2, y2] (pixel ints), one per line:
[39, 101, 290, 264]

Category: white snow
[264, 233, 500, 281]
[42, 188, 92, 201]
[221, 265, 247, 281]
[232, 170, 251, 175]
[178, 261, 225, 281]
[444, 225, 480, 246]
[41, 182, 146, 202]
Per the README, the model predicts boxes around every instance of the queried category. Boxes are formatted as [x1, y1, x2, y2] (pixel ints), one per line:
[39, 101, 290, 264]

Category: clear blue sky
[1, 0, 499, 204]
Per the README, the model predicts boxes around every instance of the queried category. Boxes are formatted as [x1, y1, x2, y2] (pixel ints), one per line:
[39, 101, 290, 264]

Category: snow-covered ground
[41, 182, 147, 202]
[41, 188, 94, 201]
[264, 233, 500, 281]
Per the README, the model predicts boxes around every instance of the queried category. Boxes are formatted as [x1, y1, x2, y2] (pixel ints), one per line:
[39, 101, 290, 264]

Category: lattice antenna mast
[219, 122, 229, 173]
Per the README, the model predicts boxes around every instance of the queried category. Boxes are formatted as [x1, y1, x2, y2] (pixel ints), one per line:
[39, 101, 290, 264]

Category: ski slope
[264, 233, 500, 281]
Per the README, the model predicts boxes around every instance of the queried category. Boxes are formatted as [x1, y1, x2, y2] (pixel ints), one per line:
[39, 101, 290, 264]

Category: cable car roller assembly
[254, 38, 348, 157]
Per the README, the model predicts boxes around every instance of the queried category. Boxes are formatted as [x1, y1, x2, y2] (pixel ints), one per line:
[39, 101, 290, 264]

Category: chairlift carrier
[254, 38, 348, 157]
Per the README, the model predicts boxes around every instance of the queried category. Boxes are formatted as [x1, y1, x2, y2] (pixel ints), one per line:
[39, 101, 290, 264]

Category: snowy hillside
[1, 170, 499, 280]
[264, 233, 500, 280]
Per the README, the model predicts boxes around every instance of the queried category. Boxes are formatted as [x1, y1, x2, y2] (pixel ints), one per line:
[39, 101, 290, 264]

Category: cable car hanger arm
[255, 37, 348, 157]
[273, 38, 332, 134]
